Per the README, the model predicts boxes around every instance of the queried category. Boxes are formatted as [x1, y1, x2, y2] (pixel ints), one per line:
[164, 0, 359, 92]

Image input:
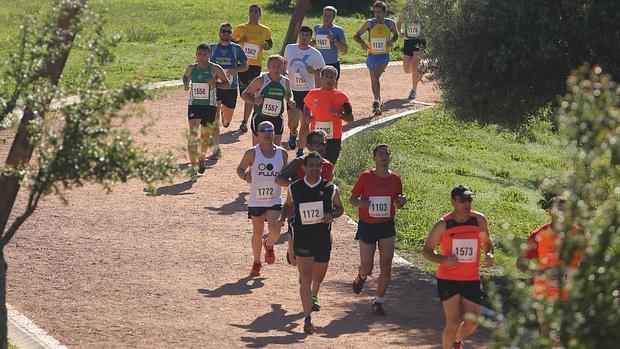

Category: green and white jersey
[189, 63, 217, 106]
[402, 1, 423, 40]
[253, 73, 289, 118]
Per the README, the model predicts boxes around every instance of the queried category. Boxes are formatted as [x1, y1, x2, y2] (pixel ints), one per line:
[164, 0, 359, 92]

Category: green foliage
[488, 65, 620, 348]
[416, 0, 620, 124]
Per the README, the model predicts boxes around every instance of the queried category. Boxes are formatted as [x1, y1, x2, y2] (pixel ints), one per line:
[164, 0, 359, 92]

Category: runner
[283, 25, 325, 151]
[353, 1, 399, 116]
[210, 22, 249, 136]
[241, 54, 294, 147]
[232, 4, 273, 133]
[349, 144, 406, 316]
[313, 5, 348, 88]
[275, 130, 333, 313]
[298, 66, 353, 163]
[397, 1, 426, 100]
[280, 151, 345, 334]
[183, 43, 230, 180]
[422, 185, 494, 349]
[236, 121, 289, 277]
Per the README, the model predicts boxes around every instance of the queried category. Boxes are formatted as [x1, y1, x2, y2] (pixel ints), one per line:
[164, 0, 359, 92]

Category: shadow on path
[219, 129, 243, 145]
[198, 275, 265, 298]
[154, 180, 194, 196]
[232, 304, 306, 348]
[205, 192, 248, 215]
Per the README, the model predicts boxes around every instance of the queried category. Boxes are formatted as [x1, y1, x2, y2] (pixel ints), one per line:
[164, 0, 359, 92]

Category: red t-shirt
[295, 158, 334, 181]
[303, 88, 350, 140]
[350, 170, 403, 224]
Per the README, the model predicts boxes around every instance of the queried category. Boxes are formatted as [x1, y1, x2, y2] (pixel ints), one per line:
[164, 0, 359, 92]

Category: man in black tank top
[280, 151, 344, 334]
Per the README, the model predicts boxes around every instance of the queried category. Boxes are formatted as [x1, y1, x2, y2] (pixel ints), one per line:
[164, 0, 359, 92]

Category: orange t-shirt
[303, 88, 350, 140]
[437, 211, 483, 281]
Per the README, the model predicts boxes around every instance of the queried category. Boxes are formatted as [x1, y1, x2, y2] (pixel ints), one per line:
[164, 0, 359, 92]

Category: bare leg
[369, 65, 387, 102]
[287, 107, 300, 136]
[221, 104, 235, 126]
[311, 262, 329, 297]
[188, 119, 202, 165]
[411, 51, 423, 92]
[455, 298, 480, 342]
[297, 256, 315, 317]
[358, 240, 376, 279]
[265, 210, 282, 247]
[441, 295, 463, 349]
[251, 215, 266, 262]
[375, 236, 395, 298]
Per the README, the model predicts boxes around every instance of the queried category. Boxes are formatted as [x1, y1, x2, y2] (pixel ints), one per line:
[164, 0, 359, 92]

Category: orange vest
[437, 211, 483, 281]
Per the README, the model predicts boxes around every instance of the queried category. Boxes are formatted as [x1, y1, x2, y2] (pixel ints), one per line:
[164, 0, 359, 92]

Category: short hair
[372, 143, 389, 156]
[373, 1, 387, 13]
[267, 54, 285, 65]
[306, 130, 327, 145]
[304, 151, 323, 166]
[320, 65, 338, 77]
[257, 120, 274, 130]
[220, 22, 232, 30]
[323, 6, 337, 17]
[300, 25, 313, 36]
[249, 4, 262, 14]
[196, 43, 211, 52]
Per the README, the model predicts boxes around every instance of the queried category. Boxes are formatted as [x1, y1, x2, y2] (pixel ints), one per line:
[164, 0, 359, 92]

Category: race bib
[368, 196, 391, 218]
[370, 38, 387, 53]
[407, 24, 421, 37]
[315, 35, 330, 49]
[547, 267, 575, 289]
[244, 43, 259, 60]
[314, 121, 334, 139]
[261, 98, 282, 116]
[299, 201, 324, 225]
[294, 75, 308, 89]
[256, 184, 276, 201]
[452, 239, 478, 263]
[191, 83, 209, 99]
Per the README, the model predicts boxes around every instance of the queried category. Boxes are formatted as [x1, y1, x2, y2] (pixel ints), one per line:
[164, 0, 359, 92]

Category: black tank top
[290, 177, 335, 235]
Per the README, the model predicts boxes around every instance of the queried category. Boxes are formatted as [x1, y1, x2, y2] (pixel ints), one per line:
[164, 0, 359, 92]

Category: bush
[417, 0, 620, 124]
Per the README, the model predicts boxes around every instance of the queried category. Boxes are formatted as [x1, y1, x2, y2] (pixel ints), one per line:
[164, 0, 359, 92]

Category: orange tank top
[437, 211, 482, 281]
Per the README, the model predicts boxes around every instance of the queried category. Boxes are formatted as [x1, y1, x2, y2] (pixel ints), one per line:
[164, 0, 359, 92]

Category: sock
[312, 295, 318, 303]
[304, 315, 312, 324]
[373, 296, 385, 304]
[291, 130, 297, 136]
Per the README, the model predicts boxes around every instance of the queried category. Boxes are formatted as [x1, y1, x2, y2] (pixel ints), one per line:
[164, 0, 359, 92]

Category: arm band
[343, 102, 352, 114]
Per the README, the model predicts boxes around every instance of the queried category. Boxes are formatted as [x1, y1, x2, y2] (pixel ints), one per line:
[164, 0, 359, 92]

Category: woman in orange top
[423, 185, 494, 349]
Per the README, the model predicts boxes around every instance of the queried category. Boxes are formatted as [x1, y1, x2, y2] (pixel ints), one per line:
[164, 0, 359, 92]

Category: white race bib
[294, 75, 308, 89]
[314, 121, 334, 139]
[370, 38, 387, 53]
[261, 97, 282, 116]
[256, 184, 276, 201]
[406, 24, 421, 37]
[299, 201, 324, 225]
[368, 196, 391, 218]
[452, 239, 478, 263]
[315, 35, 330, 49]
[547, 267, 575, 289]
[192, 83, 209, 99]
[244, 43, 259, 60]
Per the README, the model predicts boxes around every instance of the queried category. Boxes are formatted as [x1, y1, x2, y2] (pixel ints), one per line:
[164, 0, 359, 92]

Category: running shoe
[296, 148, 304, 158]
[222, 122, 230, 128]
[264, 240, 276, 264]
[372, 101, 382, 116]
[371, 302, 386, 316]
[198, 160, 206, 174]
[408, 89, 417, 100]
[288, 131, 297, 150]
[210, 147, 222, 160]
[303, 322, 316, 334]
[453, 341, 464, 349]
[189, 165, 198, 183]
[311, 296, 321, 312]
[250, 261, 262, 277]
[352, 274, 366, 294]
[239, 121, 248, 133]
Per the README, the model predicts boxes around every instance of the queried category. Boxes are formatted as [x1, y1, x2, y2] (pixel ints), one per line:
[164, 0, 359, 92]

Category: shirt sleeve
[237, 45, 248, 64]
[525, 232, 539, 260]
[395, 175, 403, 197]
[351, 173, 366, 197]
[336, 27, 346, 42]
[232, 26, 243, 42]
[265, 27, 272, 41]
[314, 50, 326, 68]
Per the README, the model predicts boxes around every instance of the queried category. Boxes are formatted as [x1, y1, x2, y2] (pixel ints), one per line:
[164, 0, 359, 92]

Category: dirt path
[4, 65, 489, 348]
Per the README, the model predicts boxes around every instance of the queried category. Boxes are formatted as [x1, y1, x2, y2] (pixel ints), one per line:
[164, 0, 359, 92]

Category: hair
[320, 65, 338, 77]
[323, 6, 337, 17]
[306, 130, 327, 145]
[257, 120, 274, 130]
[372, 143, 389, 156]
[249, 4, 262, 14]
[373, 1, 387, 13]
[267, 54, 284, 65]
[304, 151, 323, 166]
[300, 25, 313, 36]
[219, 22, 232, 30]
[196, 43, 211, 52]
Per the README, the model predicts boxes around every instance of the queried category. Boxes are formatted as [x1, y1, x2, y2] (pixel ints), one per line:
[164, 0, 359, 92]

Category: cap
[451, 185, 474, 198]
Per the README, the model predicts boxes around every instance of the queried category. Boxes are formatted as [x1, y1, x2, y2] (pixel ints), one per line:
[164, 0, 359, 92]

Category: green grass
[9, 341, 17, 349]
[0, 0, 405, 88]
[334, 106, 568, 277]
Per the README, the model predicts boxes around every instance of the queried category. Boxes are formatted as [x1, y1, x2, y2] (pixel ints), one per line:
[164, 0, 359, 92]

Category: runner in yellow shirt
[232, 4, 273, 133]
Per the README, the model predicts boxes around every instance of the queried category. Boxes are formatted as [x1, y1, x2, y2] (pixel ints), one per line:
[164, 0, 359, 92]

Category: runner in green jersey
[183, 44, 230, 178]
[241, 54, 295, 146]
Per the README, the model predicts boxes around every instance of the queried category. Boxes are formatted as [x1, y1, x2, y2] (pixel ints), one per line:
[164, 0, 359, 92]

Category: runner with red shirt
[422, 185, 494, 349]
[349, 144, 406, 316]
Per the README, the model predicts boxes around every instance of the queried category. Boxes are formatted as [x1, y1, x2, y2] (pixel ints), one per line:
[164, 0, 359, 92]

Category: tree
[0, 1, 177, 347]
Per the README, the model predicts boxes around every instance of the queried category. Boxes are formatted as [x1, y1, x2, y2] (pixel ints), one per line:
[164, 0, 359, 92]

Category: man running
[183, 43, 230, 179]
[299, 66, 353, 163]
[313, 6, 348, 88]
[276, 130, 333, 313]
[353, 1, 399, 116]
[397, 1, 426, 100]
[283, 26, 325, 151]
[350, 144, 406, 316]
[236, 121, 289, 277]
[232, 4, 273, 133]
[422, 185, 494, 349]
[242, 54, 294, 147]
[210, 22, 249, 136]
[280, 151, 345, 334]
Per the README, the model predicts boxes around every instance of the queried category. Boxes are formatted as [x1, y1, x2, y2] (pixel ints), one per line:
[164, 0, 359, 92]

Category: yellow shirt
[232, 23, 272, 67]
[368, 18, 395, 55]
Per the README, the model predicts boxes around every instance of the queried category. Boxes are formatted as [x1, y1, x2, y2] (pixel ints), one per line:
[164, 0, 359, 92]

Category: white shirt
[283, 44, 326, 92]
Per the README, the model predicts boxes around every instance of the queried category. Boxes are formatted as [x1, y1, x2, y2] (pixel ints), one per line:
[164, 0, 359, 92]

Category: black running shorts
[247, 204, 282, 219]
[403, 38, 427, 56]
[251, 113, 284, 136]
[293, 229, 332, 263]
[436, 278, 483, 305]
[238, 65, 262, 92]
[355, 219, 396, 245]
[188, 105, 217, 126]
[216, 88, 238, 109]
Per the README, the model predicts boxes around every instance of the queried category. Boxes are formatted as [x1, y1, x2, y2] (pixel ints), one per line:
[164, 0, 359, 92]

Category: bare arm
[478, 213, 495, 267]
[183, 64, 193, 91]
[422, 220, 458, 266]
[333, 32, 348, 54]
[353, 21, 371, 50]
[388, 20, 400, 48]
[236, 149, 255, 183]
[349, 193, 370, 208]
[285, 79, 295, 109]
[280, 188, 294, 223]
[275, 158, 301, 187]
[298, 105, 312, 150]
[323, 187, 345, 223]
[397, 13, 404, 38]
[235, 60, 249, 74]
[241, 77, 263, 104]
[210, 65, 231, 89]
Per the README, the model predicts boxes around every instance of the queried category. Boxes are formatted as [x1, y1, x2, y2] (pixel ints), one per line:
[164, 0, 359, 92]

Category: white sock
[373, 296, 385, 304]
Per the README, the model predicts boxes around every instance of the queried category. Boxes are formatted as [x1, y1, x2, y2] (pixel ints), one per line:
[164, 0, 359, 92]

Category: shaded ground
[3, 65, 490, 348]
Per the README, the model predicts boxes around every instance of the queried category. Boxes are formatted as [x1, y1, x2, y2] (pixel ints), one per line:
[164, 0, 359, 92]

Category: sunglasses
[220, 29, 232, 34]
[259, 127, 274, 133]
[456, 197, 473, 203]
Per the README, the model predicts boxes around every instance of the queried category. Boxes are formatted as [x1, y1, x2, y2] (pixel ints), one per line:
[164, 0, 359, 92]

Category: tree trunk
[279, 0, 311, 55]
